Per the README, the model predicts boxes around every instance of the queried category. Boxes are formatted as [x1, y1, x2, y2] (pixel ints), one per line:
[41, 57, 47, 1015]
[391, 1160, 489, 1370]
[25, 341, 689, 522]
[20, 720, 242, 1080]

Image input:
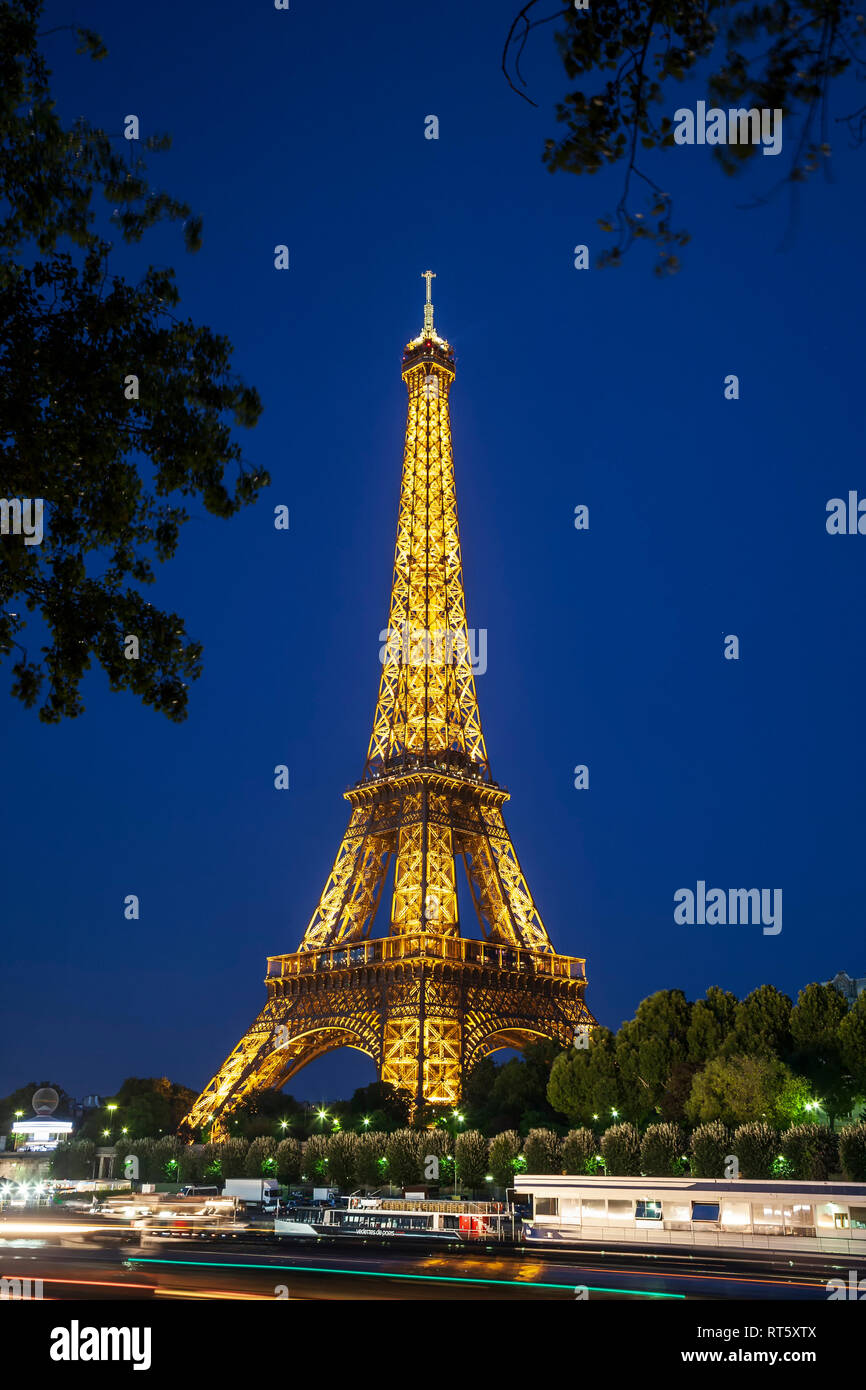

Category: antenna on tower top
[421, 269, 436, 336]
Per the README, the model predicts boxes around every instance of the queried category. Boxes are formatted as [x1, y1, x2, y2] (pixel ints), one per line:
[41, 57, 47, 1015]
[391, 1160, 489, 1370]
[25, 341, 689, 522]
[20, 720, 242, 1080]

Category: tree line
[50, 1118, 866, 1189]
[549, 983, 866, 1131]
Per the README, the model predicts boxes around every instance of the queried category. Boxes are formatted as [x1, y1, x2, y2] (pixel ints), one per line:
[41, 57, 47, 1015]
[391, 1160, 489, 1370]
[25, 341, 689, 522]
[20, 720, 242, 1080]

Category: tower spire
[422, 268, 436, 336]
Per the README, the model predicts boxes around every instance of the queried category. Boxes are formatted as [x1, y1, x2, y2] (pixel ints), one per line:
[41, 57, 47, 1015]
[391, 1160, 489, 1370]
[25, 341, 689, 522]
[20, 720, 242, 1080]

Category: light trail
[155, 1287, 275, 1301]
[128, 1256, 682, 1297]
[564, 1262, 824, 1291]
[3, 1276, 154, 1292]
[0, 1222, 133, 1235]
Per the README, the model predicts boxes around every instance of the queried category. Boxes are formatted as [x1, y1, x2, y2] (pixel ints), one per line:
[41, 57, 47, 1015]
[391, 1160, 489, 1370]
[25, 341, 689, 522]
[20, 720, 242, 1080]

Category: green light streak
[128, 1256, 682, 1297]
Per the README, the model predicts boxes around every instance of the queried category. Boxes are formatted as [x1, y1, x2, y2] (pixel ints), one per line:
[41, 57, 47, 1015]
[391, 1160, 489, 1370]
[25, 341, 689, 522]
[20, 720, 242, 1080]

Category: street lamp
[451, 1110, 464, 1198]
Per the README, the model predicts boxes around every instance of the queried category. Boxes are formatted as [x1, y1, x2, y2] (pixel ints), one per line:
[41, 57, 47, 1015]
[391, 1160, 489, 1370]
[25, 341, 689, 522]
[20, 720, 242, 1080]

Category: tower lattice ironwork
[182, 275, 595, 1138]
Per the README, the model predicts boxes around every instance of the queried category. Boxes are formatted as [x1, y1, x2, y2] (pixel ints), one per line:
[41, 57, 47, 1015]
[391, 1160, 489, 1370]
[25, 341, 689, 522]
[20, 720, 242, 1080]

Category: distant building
[824, 971, 866, 1005]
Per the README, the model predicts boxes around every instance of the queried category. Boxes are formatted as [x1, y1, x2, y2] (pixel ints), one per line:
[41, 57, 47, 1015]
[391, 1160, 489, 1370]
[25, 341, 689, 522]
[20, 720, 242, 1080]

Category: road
[0, 1222, 847, 1300]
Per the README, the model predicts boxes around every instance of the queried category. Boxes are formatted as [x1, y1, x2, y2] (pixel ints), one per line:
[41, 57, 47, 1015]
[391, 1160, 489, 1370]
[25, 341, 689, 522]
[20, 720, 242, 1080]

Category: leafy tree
[487, 1056, 545, 1128]
[173, 1138, 204, 1177]
[689, 1121, 731, 1179]
[0, 1, 266, 722]
[514, 1039, 567, 1107]
[731, 1122, 779, 1179]
[600, 1122, 641, 1176]
[519, 1107, 563, 1138]
[171, 1145, 194, 1184]
[131, 1137, 160, 1183]
[50, 1138, 94, 1180]
[686, 988, 739, 1064]
[302, 1135, 330, 1182]
[792, 982, 849, 1049]
[385, 1130, 423, 1187]
[548, 1026, 625, 1123]
[215, 1138, 248, 1179]
[275, 1137, 301, 1185]
[113, 1138, 132, 1179]
[154, 1134, 181, 1180]
[422, 1127, 453, 1163]
[460, 1056, 498, 1122]
[455, 1130, 489, 1190]
[838, 1122, 866, 1181]
[561, 1127, 597, 1176]
[238, 1116, 285, 1140]
[176, 1144, 208, 1184]
[243, 1136, 276, 1178]
[201, 1141, 223, 1180]
[488, 1129, 523, 1186]
[546, 1047, 589, 1124]
[791, 983, 858, 1128]
[474, 1040, 565, 1134]
[121, 1093, 176, 1140]
[355, 1132, 388, 1188]
[79, 1077, 196, 1141]
[615, 990, 691, 1117]
[727, 986, 794, 1060]
[327, 1132, 359, 1191]
[659, 1061, 701, 1123]
[348, 1082, 412, 1129]
[780, 1123, 838, 1180]
[421, 1126, 454, 1185]
[230, 1090, 302, 1140]
[640, 1122, 685, 1176]
[502, 0, 865, 273]
[686, 1053, 805, 1127]
[779, 1072, 815, 1125]
[523, 1127, 562, 1174]
[839, 993, 866, 1093]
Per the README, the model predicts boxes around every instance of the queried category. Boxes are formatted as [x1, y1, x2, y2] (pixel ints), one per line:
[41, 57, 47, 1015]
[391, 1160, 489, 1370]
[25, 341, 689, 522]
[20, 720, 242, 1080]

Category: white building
[825, 971, 866, 1004]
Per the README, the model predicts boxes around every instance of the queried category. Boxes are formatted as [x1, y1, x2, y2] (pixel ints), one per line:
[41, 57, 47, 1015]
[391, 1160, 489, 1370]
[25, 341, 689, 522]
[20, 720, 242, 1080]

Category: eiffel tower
[182, 274, 595, 1138]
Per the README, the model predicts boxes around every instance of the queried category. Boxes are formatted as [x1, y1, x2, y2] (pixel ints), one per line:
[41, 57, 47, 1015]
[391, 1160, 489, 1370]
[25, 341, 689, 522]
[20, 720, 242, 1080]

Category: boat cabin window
[635, 1200, 662, 1221]
[691, 1203, 720, 1222]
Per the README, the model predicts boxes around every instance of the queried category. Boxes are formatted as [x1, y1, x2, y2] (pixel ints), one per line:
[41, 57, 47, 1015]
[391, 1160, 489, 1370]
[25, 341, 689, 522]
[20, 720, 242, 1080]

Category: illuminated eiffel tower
[182, 274, 594, 1138]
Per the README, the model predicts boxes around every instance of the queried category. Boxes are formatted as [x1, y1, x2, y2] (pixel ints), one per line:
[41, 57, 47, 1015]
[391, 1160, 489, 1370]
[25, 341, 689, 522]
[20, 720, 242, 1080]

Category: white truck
[223, 1178, 279, 1208]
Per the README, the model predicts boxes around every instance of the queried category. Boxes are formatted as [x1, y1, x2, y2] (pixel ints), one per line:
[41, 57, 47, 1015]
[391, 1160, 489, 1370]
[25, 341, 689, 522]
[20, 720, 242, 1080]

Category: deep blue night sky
[2, 0, 864, 1106]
